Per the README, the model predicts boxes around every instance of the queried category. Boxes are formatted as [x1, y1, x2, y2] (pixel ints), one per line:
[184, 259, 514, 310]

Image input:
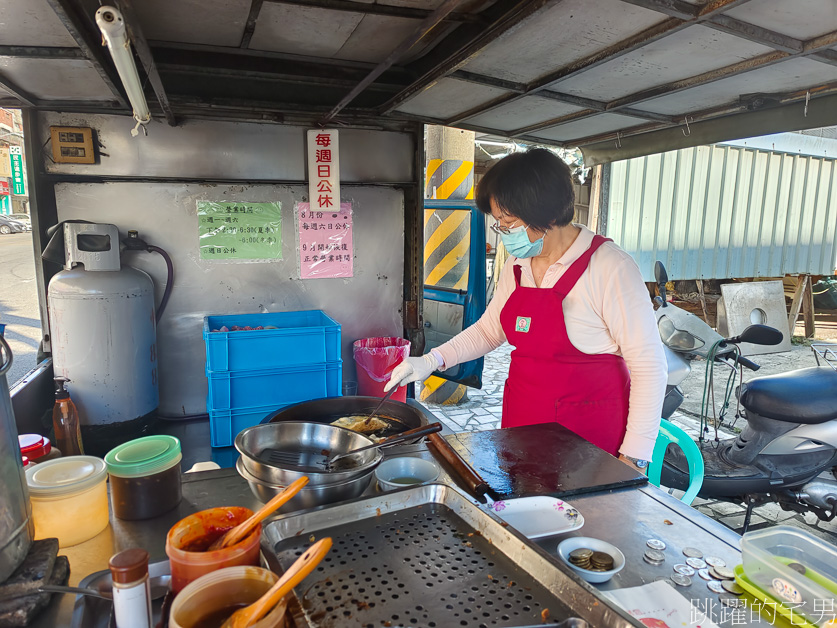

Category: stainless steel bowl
[235, 421, 383, 486]
[236, 457, 373, 511]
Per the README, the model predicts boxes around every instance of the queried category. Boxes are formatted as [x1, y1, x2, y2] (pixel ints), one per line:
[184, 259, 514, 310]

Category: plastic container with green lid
[105, 435, 183, 521]
[25, 455, 109, 547]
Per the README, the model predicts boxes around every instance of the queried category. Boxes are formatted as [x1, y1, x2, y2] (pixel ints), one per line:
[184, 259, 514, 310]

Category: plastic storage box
[741, 525, 837, 625]
[203, 310, 341, 372]
[208, 404, 284, 448]
[206, 361, 342, 411]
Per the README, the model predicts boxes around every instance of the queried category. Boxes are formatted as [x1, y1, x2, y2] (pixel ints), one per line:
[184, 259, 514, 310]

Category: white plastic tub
[25, 456, 109, 548]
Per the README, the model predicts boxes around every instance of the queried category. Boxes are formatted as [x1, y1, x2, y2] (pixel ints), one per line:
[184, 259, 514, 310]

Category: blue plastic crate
[208, 403, 285, 448]
[203, 310, 341, 372]
[206, 361, 342, 411]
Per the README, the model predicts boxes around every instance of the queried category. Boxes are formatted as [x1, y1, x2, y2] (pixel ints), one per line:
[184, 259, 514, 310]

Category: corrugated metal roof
[0, 0, 835, 159]
[606, 144, 837, 280]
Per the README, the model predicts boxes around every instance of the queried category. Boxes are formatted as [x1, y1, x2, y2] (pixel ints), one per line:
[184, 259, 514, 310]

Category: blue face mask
[500, 224, 544, 258]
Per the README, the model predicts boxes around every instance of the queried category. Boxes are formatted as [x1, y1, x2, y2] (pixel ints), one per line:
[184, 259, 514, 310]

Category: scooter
[653, 261, 837, 530]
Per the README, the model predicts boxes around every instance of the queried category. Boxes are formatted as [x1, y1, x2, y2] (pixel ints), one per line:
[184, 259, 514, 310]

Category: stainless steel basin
[234, 421, 382, 486]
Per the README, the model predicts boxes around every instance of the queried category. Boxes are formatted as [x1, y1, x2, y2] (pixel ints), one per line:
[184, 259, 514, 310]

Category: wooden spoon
[221, 537, 332, 628]
[208, 476, 309, 551]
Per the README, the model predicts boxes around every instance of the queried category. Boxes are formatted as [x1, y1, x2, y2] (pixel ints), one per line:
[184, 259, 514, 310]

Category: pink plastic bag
[352, 337, 411, 401]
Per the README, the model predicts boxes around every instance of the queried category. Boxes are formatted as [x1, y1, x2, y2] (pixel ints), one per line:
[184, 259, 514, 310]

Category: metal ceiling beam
[393, 110, 518, 138]
[112, 0, 176, 126]
[149, 40, 415, 77]
[624, 0, 837, 71]
[43, 0, 128, 107]
[449, 70, 673, 124]
[152, 45, 411, 89]
[33, 99, 126, 113]
[509, 49, 790, 138]
[443, 0, 751, 126]
[502, 23, 837, 140]
[240, 0, 264, 48]
[450, 70, 526, 93]
[0, 74, 38, 107]
[811, 50, 837, 68]
[578, 86, 837, 165]
[705, 14, 803, 53]
[157, 63, 402, 91]
[263, 0, 484, 23]
[379, 0, 557, 115]
[563, 80, 837, 151]
[319, 0, 465, 124]
[0, 46, 85, 59]
[615, 0, 698, 20]
[508, 109, 599, 137]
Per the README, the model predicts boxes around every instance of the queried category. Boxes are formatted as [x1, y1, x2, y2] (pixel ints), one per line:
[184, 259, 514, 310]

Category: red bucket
[352, 337, 411, 402]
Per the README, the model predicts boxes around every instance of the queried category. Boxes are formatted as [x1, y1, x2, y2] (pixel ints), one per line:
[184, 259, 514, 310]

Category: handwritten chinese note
[197, 201, 282, 260]
[297, 201, 353, 279]
[307, 129, 340, 213]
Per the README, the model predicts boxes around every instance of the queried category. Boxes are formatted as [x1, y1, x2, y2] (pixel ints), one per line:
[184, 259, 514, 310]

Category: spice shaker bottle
[52, 377, 83, 456]
[109, 549, 152, 628]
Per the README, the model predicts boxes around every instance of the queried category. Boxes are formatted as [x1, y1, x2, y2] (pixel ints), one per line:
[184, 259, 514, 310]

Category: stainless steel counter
[29, 436, 779, 628]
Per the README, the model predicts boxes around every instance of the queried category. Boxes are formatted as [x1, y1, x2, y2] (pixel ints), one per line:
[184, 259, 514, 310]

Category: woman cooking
[385, 149, 667, 471]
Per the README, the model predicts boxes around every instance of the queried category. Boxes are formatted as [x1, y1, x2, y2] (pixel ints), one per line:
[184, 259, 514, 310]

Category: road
[0, 232, 42, 386]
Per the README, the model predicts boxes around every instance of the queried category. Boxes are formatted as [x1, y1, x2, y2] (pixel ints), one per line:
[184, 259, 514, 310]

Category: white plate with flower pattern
[482, 496, 584, 539]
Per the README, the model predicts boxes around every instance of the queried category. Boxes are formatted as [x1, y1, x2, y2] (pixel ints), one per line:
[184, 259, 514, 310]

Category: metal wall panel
[39, 113, 415, 183]
[607, 145, 837, 281]
[55, 182, 405, 416]
[39, 113, 413, 416]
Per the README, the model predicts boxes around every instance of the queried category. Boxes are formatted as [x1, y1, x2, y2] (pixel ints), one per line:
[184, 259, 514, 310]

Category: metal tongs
[327, 422, 442, 469]
[267, 422, 442, 470]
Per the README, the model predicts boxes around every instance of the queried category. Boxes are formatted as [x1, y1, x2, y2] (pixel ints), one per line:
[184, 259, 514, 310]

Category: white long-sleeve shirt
[433, 225, 667, 460]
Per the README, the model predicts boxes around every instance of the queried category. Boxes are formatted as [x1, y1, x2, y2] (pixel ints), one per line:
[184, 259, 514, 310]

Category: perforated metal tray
[262, 483, 641, 628]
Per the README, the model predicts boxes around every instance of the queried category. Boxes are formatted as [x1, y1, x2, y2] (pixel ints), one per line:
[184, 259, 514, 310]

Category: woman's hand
[618, 454, 644, 473]
[384, 354, 439, 392]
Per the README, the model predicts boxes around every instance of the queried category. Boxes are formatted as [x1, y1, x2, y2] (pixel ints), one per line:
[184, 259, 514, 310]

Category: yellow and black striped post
[421, 127, 474, 405]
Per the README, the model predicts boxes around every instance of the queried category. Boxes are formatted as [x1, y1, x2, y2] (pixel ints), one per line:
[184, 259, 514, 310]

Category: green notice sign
[0, 195, 10, 214]
[9, 146, 24, 196]
[197, 201, 282, 260]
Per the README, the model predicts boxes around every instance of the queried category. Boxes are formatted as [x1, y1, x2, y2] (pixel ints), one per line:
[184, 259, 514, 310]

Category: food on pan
[331, 416, 388, 434]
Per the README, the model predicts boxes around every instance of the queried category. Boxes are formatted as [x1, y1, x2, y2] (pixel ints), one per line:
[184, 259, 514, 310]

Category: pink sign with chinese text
[297, 202, 353, 279]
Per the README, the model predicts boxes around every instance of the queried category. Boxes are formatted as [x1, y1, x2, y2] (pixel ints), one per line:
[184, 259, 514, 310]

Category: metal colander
[263, 486, 636, 627]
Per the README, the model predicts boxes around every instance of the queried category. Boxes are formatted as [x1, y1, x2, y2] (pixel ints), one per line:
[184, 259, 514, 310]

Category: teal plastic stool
[648, 419, 705, 506]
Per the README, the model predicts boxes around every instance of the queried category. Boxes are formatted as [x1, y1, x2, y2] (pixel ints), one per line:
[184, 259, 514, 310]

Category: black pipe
[148, 245, 173, 323]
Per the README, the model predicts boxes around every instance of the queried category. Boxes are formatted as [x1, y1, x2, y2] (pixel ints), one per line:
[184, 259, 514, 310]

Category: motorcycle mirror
[654, 261, 668, 307]
[727, 324, 783, 346]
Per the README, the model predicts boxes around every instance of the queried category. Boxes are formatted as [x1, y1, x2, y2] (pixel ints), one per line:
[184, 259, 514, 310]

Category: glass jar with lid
[105, 435, 182, 520]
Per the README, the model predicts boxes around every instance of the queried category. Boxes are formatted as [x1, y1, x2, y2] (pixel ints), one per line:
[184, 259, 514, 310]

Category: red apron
[499, 235, 630, 456]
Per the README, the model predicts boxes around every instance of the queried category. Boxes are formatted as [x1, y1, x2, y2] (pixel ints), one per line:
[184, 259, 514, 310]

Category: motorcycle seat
[739, 366, 837, 424]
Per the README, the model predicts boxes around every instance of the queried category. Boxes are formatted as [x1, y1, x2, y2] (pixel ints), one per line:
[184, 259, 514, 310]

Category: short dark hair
[475, 148, 575, 230]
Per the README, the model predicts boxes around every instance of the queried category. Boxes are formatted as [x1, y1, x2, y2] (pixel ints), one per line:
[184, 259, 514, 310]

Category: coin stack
[568, 548, 593, 570]
[590, 551, 615, 572]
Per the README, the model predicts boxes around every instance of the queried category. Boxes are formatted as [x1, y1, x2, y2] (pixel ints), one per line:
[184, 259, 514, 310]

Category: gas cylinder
[47, 223, 158, 451]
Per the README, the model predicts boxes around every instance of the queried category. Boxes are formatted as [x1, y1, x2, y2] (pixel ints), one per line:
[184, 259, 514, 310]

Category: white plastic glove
[383, 353, 439, 392]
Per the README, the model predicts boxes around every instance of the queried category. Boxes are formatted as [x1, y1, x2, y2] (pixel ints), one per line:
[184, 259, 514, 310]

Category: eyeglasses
[489, 218, 525, 235]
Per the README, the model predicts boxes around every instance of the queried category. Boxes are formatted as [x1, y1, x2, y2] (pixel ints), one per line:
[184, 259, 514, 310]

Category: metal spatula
[265, 423, 442, 470]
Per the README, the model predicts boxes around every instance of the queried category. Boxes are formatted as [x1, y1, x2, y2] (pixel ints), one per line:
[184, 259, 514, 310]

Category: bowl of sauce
[169, 566, 287, 628]
[375, 456, 440, 492]
[165, 507, 262, 592]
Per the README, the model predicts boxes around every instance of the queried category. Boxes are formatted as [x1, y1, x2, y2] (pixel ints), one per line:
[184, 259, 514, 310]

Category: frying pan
[266, 396, 426, 438]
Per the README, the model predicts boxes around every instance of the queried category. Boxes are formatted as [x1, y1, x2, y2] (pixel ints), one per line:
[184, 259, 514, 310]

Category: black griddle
[441, 423, 648, 499]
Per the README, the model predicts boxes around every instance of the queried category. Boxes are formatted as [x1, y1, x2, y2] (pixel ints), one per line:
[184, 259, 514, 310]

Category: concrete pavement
[0, 232, 42, 385]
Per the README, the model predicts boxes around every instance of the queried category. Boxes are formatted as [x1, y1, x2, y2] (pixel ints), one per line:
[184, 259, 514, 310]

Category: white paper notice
[307, 129, 340, 213]
[604, 581, 723, 628]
